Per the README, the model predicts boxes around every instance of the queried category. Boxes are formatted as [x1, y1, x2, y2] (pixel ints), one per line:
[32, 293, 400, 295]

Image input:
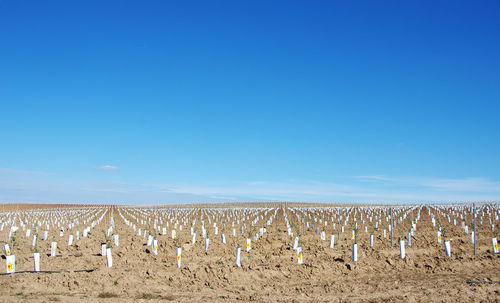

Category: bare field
[0, 203, 499, 302]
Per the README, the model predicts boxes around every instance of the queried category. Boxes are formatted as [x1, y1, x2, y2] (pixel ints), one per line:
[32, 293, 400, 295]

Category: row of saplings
[135, 219, 266, 269]
[3, 212, 499, 273]
[2, 221, 116, 274]
[289, 210, 499, 264]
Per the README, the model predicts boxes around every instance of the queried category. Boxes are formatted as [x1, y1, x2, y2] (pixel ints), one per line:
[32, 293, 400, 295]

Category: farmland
[1, 203, 499, 302]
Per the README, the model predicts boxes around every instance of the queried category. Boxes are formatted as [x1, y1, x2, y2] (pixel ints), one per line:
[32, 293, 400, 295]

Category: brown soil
[0, 204, 498, 302]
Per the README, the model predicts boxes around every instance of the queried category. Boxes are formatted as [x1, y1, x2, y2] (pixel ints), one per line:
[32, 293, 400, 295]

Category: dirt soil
[0, 204, 499, 302]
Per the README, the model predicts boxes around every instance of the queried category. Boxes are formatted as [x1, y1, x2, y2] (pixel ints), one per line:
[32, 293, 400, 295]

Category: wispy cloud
[355, 175, 500, 192]
[168, 180, 408, 202]
[1, 166, 499, 204]
[97, 165, 120, 171]
[419, 177, 500, 192]
[354, 175, 397, 182]
[0, 167, 55, 176]
[168, 176, 500, 203]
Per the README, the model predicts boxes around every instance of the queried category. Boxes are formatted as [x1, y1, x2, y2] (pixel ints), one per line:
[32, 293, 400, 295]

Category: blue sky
[1, 0, 499, 204]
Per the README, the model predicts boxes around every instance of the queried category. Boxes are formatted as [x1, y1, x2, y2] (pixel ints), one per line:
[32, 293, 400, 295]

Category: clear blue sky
[1, 0, 499, 204]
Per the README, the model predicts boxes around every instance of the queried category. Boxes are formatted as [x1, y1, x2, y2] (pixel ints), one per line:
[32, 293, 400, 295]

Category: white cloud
[0, 167, 55, 175]
[97, 165, 120, 171]
[354, 175, 397, 182]
[419, 177, 500, 192]
[168, 180, 399, 201]
[1, 166, 499, 204]
[355, 175, 500, 192]
[168, 176, 500, 203]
